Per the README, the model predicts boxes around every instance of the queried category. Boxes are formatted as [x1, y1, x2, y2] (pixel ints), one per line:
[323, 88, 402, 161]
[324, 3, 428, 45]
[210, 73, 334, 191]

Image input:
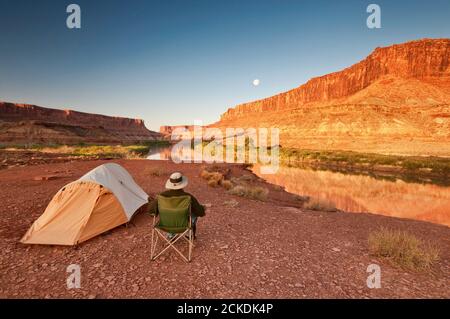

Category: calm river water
[147, 146, 450, 227]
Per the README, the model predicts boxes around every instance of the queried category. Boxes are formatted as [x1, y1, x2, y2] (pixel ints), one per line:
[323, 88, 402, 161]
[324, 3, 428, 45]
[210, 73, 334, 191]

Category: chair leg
[150, 215, 158, 261]
[192, 223, 197, 240]
[150, 227, 154, 260]
[188, 229, 193, 262]
[152, 229, 194, 263]
[152, 230, 185, 261]
[151, 228, 159, 261]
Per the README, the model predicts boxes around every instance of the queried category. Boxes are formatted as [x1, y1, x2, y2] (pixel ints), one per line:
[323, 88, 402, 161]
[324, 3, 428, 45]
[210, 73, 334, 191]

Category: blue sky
[0, 0, 449, 131]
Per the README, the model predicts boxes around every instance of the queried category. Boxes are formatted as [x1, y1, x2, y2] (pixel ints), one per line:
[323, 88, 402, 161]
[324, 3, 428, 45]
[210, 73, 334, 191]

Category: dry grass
[200, 170, 224, 187]
[200, 169, 264, 198]
[230, 174, 257, 185]
[200, 169, 236, 191]
[145, 167, 167, 177]
[40, 145, 74, 154]
[272, 184, 285, 191]
[236, 174, 256, 182]
[33, 144, 148, 159]
[294, 194, 309, 202]
[221, 180, 233, 190]
[304, 197, 337, 212]
[368, 228, 440, 272]
[228, 185, 269, 201]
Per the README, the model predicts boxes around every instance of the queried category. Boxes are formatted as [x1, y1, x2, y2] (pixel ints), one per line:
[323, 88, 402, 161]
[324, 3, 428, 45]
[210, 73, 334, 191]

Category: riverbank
[0, 158, 448, 298]
[192, 142, 450, 185]
[0, 141, 170, 169]
[3, 143, 450, 185]
[280, 148, 450, 186]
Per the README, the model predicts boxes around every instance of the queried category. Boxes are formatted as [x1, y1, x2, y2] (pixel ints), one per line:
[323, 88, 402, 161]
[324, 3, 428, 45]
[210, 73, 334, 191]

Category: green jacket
[148, 189, 206, 217]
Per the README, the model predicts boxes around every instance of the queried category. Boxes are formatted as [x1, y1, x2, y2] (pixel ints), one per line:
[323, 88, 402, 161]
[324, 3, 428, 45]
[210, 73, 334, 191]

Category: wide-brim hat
[165, 172, 188, 190]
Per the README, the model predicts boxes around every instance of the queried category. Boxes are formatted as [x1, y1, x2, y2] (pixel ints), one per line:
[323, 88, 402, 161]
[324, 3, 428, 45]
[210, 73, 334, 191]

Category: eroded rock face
[221, 39, 450, 119]
[213, 39, 450, 156]
[0, 102, 161, 144]
[160, 125, 195, 138]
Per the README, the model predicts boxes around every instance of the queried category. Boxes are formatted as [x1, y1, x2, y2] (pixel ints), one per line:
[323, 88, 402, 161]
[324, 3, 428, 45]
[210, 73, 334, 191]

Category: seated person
[148, 172, 205, 238]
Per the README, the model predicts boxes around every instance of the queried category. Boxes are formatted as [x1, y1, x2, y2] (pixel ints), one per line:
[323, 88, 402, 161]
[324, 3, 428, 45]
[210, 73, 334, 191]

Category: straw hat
[165, 172, 188, 190]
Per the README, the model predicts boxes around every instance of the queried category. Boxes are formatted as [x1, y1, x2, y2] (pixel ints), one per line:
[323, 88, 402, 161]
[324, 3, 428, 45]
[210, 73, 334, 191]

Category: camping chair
[150, 195, 194, 262]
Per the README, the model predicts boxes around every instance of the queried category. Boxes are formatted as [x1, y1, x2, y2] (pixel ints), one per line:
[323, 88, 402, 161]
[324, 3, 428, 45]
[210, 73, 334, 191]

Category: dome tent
[21, 163, 148, 245]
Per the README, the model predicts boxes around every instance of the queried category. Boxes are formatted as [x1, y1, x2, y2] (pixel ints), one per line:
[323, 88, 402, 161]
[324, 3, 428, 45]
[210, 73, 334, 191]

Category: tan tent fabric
[20, 163, 148, 246]
[78, 190, 128, 243]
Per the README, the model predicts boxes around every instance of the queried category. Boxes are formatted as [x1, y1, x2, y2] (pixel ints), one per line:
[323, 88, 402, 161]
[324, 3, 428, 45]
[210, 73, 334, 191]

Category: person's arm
[189, 194, 205, 217]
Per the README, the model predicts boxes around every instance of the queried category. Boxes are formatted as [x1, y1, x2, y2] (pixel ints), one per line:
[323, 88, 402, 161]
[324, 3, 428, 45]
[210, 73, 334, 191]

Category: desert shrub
[304, 197, 337, 212]
[238, 174, 255, 182]
[123, 151, 142, 159]
[228, 185, 268, 201]
[368, 228, 440, 271]
[227, 185, 246, 197]
[221, 180, 233, 190]
[230, 177, 240, 184]
[145, 167, 166, 177]
[200, 170, 224, 187]
[37, 144, 150, 159]
[293, 194, 309, 202]
[207, 179, 220, 187]
[272, 184, 285, 191]
[125, 145, 151, 157]
[41, 145, 75, 154]
[229, 174, 256, 185]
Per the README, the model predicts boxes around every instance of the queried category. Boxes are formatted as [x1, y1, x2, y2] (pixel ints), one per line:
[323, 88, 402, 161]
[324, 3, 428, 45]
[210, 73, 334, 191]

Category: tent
[21, 163, 148, 245]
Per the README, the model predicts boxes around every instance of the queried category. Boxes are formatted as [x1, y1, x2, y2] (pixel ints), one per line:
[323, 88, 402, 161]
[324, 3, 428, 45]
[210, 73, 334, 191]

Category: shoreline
[279, 149, 450, 186]
[2, 144, 450, 185]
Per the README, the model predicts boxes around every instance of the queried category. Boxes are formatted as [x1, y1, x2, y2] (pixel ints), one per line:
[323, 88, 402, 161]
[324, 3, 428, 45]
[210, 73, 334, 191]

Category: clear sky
[0, 0, 449, 131]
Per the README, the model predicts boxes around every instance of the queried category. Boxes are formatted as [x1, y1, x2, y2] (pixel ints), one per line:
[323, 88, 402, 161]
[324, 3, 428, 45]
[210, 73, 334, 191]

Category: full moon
[252, 79, 260, 86]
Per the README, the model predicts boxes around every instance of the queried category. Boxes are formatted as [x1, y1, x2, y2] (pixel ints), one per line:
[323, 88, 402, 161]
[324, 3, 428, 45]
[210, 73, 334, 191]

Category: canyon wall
[213, 39, 450, 156]
[160, 125, 195, 138]
[0, 102, 161, 144]
[221, 39, 450, 120]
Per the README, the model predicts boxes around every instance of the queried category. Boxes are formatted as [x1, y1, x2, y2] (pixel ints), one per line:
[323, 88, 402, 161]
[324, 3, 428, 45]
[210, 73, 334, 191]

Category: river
[146, 145, 450, 227]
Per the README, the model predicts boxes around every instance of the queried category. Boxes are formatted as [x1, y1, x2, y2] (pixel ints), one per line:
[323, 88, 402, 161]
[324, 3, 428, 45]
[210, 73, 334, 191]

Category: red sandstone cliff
[160, 125, 195, 137]
[0, 102, 161, 144]
[213, 39, 450, 156]
[221, 39, 450, 120]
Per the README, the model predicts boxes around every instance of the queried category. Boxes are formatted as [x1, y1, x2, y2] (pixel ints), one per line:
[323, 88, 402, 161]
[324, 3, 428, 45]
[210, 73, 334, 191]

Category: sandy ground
[0, 159, 449, 298]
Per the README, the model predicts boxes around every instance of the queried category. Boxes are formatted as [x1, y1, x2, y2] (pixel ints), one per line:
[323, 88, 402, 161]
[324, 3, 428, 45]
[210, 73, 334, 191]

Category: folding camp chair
[150, 195, 194, 262]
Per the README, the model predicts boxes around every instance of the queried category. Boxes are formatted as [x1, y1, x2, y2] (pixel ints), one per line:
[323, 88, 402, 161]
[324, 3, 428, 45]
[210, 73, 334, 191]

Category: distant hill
[0, 102, 161, 145]
[212, 38, 450, 156]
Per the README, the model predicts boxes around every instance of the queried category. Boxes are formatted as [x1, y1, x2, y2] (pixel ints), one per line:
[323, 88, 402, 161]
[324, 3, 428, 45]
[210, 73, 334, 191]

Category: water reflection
[145, 146, 450, 227]
[252, 164, 450, 227]
[146, 144, 225, 162]
[146, 145, 171, 160]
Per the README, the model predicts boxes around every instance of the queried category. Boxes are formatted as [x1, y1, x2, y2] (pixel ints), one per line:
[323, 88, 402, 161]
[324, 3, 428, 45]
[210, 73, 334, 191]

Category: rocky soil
[0, 158, 449, 298]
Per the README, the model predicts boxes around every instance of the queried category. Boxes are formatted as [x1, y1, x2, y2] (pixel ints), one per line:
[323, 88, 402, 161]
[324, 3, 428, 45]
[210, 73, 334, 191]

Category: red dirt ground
[0, 159, 449, 298]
